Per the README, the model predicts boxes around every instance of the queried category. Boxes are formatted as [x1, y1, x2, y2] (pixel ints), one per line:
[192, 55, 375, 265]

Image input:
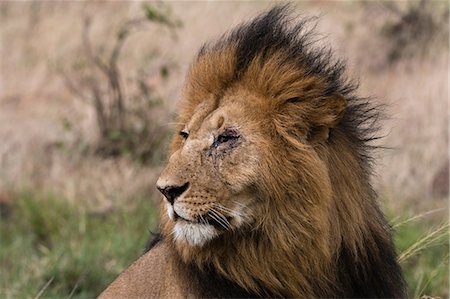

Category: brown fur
[99, 242, 194, 298]
[100, 6, 405, 298]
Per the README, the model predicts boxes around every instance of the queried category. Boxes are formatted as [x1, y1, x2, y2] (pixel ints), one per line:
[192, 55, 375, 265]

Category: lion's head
[156, 6, 405, 298]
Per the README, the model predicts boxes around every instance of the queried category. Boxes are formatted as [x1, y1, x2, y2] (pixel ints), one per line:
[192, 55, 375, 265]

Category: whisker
[209, 209, 229, 228]
[214, 204, 244, 218]
[214, 203, 250, 221]
[213, 203, 234, 212]
[207, 211, 228, 229]
[213, 202, 236, 213]
[213, 203, 232, 213]
[199, 214, 208, 226]
[209, 208, 231, 229]
[210, 207, 230, 222]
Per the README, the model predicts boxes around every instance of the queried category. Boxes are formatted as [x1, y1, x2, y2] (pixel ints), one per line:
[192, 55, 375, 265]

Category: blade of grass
[392, 208, 445, 229]
[416, 252, 449, 298]
[33, 276, 54, 299]
[67, 280, 80, 299]
[413, 270, 424, 299]
[398, 222, 448, 263]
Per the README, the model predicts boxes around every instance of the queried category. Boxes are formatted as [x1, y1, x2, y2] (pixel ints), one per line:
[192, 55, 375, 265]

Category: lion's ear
[310, 94, 346, 128]
[276, 94, 346, 142]
[307, 93, 346, 142]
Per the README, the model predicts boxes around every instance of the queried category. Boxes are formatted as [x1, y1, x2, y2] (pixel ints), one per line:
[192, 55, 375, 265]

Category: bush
[61, 4, 181, 164]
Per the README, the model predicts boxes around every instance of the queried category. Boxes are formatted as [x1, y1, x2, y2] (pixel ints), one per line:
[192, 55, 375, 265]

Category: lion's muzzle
[157, 182, 190, 205]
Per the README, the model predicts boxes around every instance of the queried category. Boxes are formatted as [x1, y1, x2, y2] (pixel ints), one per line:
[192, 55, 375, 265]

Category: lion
[100, 6, 406, 298]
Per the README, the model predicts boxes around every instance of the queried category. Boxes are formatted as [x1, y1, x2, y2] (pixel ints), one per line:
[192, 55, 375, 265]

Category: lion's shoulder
[99, 241, 188, 298]
[99, 238, 259, 298]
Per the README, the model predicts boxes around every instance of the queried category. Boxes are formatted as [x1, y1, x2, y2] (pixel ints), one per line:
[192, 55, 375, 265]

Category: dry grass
[1, 2, 447, 209]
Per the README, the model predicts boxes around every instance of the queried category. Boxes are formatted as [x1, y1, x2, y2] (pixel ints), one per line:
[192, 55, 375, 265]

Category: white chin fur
[173, 222, 217, 247]
[166, 204, 175, 220]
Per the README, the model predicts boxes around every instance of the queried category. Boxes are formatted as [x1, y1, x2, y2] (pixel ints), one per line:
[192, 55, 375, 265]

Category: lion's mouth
[174, 211, 232, 230]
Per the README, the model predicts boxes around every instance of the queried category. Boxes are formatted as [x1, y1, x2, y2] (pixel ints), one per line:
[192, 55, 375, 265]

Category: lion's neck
[320, 134, 406, 297]
[174, 230, 334, 298]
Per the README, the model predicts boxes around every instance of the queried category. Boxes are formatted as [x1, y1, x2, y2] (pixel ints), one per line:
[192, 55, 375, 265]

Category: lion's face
[157, 89, 269, 247]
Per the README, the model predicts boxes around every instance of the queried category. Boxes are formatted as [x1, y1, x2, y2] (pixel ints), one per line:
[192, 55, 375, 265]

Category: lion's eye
[217, 134, 236, 143]
[180, 131, 189, 140]
[216, 128, 240, 145]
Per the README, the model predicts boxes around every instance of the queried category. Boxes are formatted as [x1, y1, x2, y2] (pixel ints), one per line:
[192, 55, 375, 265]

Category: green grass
[392, 210, 449, 298]
[0, 193, 448, 298]
[0, 192, 158, 298]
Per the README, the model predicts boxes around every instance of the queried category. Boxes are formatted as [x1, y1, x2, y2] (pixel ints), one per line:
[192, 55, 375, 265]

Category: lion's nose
[157, 182, 190, 205]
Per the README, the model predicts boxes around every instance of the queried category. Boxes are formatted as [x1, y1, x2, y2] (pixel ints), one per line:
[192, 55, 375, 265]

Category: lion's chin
[173, 221, 218, 247]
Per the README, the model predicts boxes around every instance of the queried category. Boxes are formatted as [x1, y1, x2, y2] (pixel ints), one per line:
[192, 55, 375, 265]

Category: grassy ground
[0, 192, 158, 298]
[1, 193, 448, 298]
[392, 212, 449, 298]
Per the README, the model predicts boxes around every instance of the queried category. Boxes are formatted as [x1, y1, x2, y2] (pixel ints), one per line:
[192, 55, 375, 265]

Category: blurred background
[0, 1, 448, 298]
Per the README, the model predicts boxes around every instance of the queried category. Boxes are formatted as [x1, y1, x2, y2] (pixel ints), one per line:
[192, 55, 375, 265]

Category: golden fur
[99, 242, 193, 298]
[100, 6, 405, 298]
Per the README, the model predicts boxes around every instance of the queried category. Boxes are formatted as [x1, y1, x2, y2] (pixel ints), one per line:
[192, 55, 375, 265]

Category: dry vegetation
[0, 1, 448, 298]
